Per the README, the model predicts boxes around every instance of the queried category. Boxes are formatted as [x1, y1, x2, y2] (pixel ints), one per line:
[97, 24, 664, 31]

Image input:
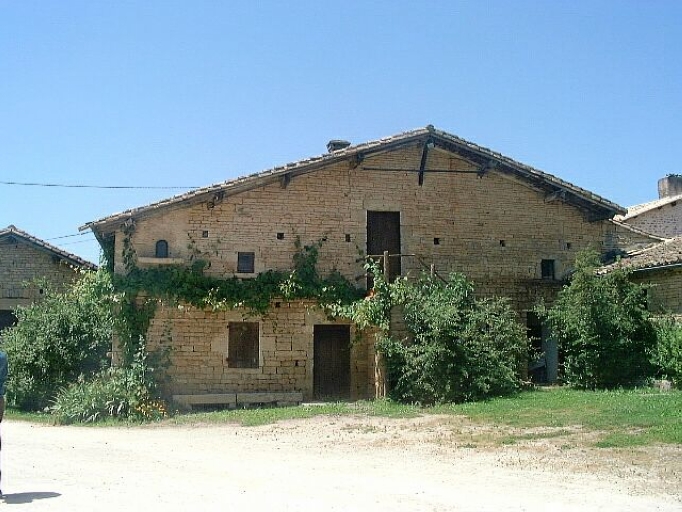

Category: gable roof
[615, 193, 682, 222]
[0, 225, 97, 270]
[600, 236, 682, 274]
[81, 125, 625, 234]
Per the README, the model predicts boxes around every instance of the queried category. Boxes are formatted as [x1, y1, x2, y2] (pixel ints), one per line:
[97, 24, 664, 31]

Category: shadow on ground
[2, 491, 61, 504]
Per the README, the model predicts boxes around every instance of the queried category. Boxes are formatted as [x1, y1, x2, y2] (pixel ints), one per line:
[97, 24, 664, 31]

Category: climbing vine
[113, 233, 364, 358]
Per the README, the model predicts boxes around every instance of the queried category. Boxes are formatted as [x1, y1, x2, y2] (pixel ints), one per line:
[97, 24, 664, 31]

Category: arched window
[155, 240, 169, 258]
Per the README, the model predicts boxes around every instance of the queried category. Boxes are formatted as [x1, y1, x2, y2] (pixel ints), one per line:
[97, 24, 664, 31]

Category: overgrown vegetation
[0, 270, 115, 410]
[651, 317, 682, 385]
[117, 236, 362, 316]
[51, 345, 167, 424]
[334, 265, 528, 404]
[0, 268, 168, 422]
[542, 251, 655, 389]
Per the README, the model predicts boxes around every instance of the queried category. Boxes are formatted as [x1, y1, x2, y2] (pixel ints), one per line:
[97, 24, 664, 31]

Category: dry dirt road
[0, 414, 680, 511]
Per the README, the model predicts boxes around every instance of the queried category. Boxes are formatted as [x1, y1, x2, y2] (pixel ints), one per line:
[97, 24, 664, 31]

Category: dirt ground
[1, 414, 680, 511]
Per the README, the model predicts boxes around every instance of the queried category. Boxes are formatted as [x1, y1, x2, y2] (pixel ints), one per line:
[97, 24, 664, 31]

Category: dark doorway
[367, 211, 401, 285]
[0, 310, 17, 334]
[313, 325, 351, 400]
[527, 312, 559, 384]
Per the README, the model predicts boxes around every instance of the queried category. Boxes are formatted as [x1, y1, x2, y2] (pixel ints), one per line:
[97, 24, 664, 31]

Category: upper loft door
[367, 211, 401, 283]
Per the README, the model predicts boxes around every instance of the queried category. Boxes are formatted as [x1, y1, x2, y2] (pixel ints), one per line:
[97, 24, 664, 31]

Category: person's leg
[0, 395, 4, 497]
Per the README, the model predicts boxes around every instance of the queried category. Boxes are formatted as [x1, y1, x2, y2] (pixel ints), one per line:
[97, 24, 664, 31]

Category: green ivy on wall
[113, 233, 365, 358]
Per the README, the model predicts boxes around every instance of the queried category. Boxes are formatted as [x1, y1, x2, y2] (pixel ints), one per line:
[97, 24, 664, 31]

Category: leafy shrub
[651, 317, 682, 384]
[543, 251, 655, 389]
[51, 345, 167, 424]
[336, 267, 527, 404]
[0, 270, 115, 410]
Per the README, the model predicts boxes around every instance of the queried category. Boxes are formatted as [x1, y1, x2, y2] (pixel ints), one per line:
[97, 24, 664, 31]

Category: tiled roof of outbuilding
[81, 125, 626, 234]
[0, 225, 97, 270]
[600, 236, 682, 273]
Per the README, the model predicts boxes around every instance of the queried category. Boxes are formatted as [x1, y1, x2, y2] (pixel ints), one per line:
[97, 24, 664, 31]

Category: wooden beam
[545, 189, 567, 203]
[418, 139, 432, 186]
[280, 173, 291, 189]
[349, 152, 365, 170]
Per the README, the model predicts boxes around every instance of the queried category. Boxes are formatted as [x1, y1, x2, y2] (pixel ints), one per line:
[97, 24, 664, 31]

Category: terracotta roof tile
[600, 236, 682, 273]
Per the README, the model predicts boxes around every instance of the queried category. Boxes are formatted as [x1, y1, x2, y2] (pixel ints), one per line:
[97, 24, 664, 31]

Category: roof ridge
[618, 192, 682, 221]
[81, 125, 624, 232]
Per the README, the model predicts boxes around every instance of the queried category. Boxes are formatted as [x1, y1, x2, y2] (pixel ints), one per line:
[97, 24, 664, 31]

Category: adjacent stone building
[0, 225, 97, 331]
[82, 126, 656, 404]
[616, 175, 682, 238]
[602, 237, 682, 315]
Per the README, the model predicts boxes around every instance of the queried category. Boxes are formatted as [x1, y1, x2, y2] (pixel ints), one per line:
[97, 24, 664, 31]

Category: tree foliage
[335, 267, 528, 404]
[543, 250, 655, 389]
[0, 270, 115, 410]
[651, 317, 682, 385]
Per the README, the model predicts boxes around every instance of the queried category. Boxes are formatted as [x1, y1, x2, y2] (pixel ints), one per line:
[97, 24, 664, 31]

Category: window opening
[155, 240, 169, 258]
[228, 322, 259, 368]
[541, 259, 555, 280]
[237, 252, 255, 273]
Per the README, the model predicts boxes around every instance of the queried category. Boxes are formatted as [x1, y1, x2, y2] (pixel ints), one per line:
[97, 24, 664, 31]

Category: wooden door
[313, 325, 351, 400]
[367, 211, 401, 283]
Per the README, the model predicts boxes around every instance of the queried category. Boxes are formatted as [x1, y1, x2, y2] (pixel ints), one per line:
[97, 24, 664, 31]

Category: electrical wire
[0, 180, 199, 190]
[45, 233, 91, 241]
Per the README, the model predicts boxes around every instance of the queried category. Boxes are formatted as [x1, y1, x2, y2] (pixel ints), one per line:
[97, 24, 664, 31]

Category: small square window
[433, 237, 440, 245]
[228, 322, 259, 368]
[237, 252, 255, 273]
[500, 240, 506, 247]
[276, 232, 284, 240]
[345, 234, 351, 242]
[541, 259, 555, 280]
[202, 230, 209, 238]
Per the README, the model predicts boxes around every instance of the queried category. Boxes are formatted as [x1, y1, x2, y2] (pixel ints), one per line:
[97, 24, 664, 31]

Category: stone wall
[141, 300, 373, 401]
[623, 203, 682, 238]
[0, 237, 82, 311]
[631, 268, 682, 314]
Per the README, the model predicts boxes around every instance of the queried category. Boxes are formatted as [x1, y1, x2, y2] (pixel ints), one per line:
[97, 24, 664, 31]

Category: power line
[45, 232, 91, 241]
[0, 180, 199, 190]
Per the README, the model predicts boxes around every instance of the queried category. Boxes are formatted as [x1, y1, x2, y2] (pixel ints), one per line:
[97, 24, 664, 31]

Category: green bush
[543, 251, 655, 389]
[652, 317, 682, 384]
[0, 270, 115, 410]
[336, 267, 527, 404]
[51, 345, 167, 424]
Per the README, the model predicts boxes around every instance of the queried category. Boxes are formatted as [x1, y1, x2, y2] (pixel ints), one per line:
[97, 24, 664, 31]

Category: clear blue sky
[1, 1, 680, 264]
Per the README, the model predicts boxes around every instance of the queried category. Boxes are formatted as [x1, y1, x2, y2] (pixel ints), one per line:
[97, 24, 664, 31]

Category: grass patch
[8, 389, 680, 449]
[5, 407, 55, 424]
[433, 388, 682, 447]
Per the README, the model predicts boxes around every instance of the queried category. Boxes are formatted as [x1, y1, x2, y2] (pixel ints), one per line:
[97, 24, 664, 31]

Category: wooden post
[383, 250, 390, 282]
[374, 250, 391, 399]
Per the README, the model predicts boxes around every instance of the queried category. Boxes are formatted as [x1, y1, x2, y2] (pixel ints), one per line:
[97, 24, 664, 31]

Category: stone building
[602, 237, 682, 315]
[82, 126, 656, 405]
[616, 175, 682, 238]
[0, 225, 97, 332]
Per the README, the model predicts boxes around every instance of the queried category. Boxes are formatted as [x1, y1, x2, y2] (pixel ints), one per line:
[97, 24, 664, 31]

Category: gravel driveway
[1, 415, 680, 511]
